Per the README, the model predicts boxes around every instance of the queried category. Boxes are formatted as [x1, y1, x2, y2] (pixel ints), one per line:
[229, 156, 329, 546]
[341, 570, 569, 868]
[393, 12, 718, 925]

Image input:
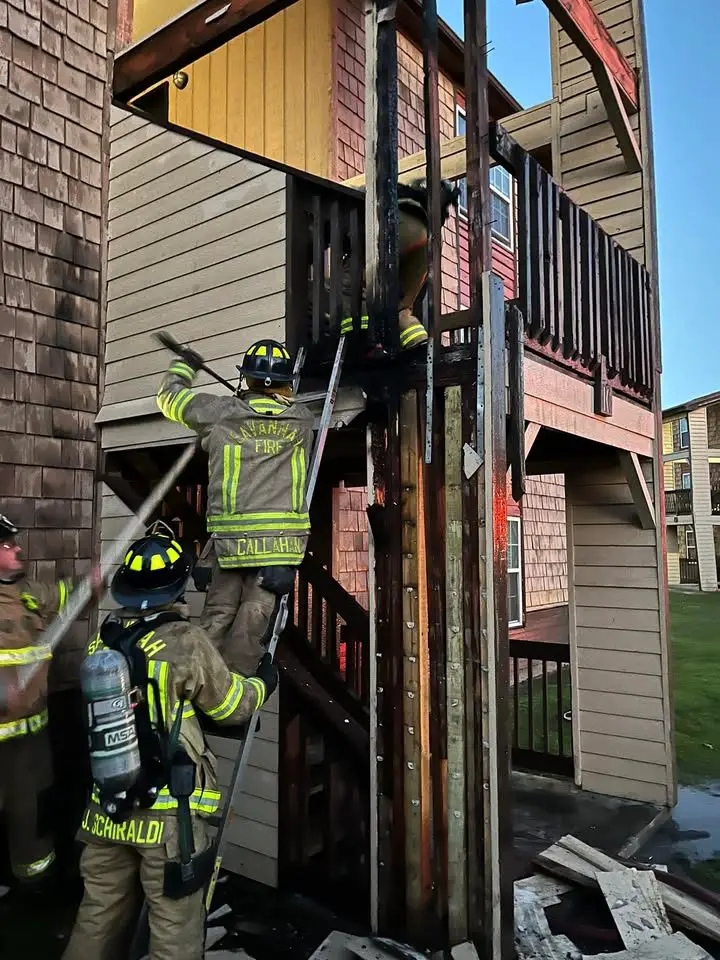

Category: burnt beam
[364, 0, 400, 354]
[113, 0, 301, 102]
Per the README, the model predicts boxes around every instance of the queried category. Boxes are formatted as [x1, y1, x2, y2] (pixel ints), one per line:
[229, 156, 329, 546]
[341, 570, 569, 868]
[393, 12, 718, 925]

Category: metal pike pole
[15, 439, 199, 695]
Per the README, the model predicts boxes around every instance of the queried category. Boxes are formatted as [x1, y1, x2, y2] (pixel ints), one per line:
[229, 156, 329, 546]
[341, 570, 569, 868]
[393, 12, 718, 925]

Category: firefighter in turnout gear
[63, 526, 278, 960]
[341, 179, 460, 349]
[156, 338, 314, 676]
[0, 513, 78, 889]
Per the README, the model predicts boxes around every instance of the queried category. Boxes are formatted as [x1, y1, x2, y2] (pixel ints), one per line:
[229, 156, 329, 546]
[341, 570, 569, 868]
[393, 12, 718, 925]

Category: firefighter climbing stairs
[125, 331, 349, 959]
[204, 331, 348, 910]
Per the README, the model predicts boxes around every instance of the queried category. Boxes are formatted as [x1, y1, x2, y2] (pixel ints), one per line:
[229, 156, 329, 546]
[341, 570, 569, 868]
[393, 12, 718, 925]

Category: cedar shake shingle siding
[0, 0, 110, 686]
[523, 474, 568, 610]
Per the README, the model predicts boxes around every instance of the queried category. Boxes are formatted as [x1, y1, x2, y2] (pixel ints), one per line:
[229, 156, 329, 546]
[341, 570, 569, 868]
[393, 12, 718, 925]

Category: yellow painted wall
[662, 420, 673, 456]
[132, 0, 334, 177]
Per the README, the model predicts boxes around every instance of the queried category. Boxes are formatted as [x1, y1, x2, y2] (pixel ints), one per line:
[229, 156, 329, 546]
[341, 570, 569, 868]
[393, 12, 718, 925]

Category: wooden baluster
[560, 193, 576, 360]
[527, 659, 534, 751]
[330, 199, 344, 342]
[349, 204, 363, 333]
[548, 181, 560, 351]
[556, 660, 564, 757]
[592, 222, 601, 369]
[614, 244, 625, 383]
[579, 210, 593, 367]
[599, 232, 614, 377]
[528, 159, 543, 342]
[518, 151, 532, 336]
[311, 194, 324, 345]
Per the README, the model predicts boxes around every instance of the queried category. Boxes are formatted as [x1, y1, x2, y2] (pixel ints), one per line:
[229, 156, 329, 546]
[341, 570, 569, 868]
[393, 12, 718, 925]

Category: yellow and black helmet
[238, 339, 293, 386]
[111, 523, 192, 611]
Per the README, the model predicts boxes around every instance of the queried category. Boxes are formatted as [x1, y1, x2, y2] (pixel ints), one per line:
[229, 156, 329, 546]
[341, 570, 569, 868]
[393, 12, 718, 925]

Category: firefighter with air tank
[62, 524, 278, 960]
[156, 338, 315, 677]
[0, 513, 101, 895]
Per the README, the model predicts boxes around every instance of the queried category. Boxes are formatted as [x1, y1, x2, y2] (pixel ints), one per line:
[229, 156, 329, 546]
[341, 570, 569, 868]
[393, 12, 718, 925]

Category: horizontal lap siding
[98, 483, 280, 886]
[552, 1, 647, 266]
[568, 463, 672, 806]
[99, 108, 287, 428]
[688, 408, 718, 591]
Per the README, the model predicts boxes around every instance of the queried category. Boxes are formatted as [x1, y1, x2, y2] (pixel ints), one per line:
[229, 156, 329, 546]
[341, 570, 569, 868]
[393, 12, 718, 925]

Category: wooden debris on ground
[582, 931, 712, 959]
[534, 834, 720, 944]
[513, 834, 720, 960]
[514, 885, 581, 959]
[596, 870, 672, 949]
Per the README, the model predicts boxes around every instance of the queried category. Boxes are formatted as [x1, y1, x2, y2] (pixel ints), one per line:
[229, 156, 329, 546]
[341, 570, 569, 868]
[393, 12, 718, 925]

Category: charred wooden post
[421, 0, 442, 461]
[399, 392, 433, 931]
[444, 384, 468, 942]
[364, 0, 400, 355]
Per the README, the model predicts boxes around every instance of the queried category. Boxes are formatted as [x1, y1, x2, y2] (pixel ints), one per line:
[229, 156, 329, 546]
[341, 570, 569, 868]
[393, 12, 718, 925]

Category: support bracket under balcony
[619, 451, 656, 531]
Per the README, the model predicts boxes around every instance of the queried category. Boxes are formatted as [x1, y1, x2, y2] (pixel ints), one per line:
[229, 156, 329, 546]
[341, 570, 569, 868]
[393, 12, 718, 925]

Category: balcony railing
[679, 558, 699, 585]
[666, 488, 693, 516]
[490, 123, 654, 403]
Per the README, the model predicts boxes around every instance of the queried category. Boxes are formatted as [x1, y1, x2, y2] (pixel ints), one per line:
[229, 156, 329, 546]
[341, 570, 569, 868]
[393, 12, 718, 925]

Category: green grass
[670, 590, 720, 785]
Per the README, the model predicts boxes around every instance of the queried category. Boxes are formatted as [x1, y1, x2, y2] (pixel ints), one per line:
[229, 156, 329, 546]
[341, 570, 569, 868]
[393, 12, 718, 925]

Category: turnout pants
[199, 557, 277, 676]
[62, 820, 208, 960]
[0, 726, 55, 882]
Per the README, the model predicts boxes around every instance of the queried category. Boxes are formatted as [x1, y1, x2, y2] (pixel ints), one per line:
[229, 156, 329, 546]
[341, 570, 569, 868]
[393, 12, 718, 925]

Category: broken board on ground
[514, 834, 716, 960]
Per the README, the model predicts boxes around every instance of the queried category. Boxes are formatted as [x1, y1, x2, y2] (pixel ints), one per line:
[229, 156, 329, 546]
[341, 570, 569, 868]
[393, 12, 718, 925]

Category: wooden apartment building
[91, 0, 673, 945]
[0, 0, 671, 949]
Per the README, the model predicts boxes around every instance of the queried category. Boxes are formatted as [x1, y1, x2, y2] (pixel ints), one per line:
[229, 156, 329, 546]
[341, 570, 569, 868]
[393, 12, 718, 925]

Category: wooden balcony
[284, 129, 655, 406]
[490, 123, 654, 403]
[665, 488, 692, 517]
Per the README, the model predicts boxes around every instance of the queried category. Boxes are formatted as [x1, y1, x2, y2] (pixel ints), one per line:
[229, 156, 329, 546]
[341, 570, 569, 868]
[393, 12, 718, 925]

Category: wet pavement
[639, 783, 720, 890]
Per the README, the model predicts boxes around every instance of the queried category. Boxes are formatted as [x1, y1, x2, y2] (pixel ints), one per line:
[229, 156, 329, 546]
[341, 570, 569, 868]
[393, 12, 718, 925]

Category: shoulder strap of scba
[99, 610, 188, 791]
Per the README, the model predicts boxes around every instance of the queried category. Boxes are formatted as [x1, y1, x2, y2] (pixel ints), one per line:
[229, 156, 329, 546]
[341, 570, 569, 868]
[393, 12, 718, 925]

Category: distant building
[663, 392, 720, 591]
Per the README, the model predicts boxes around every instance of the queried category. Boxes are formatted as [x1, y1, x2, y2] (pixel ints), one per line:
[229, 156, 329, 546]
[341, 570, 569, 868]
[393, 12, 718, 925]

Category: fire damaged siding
[0, 0, 110, 686]
[99, 483, 280, 886]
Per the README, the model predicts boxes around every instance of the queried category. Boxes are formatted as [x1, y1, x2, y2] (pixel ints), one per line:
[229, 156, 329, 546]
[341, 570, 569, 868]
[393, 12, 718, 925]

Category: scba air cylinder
[80, 648, 141, 796]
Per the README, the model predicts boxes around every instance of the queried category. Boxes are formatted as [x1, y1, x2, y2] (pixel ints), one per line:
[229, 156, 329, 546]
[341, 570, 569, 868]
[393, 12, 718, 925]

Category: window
[681, 470, 691, 490]
[685, 526, 697, 560]
[490, 165, 513, 248]
[508, 517, 523, 627]
[454, 105, 514, 249]
[679, 417, 689, 450]
[455, 105, 467, 216]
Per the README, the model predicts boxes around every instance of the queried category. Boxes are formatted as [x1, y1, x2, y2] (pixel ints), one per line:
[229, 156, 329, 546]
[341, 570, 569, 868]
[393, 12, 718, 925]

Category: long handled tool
[16, 440, 198, 695]
[155, 331, 237, 393]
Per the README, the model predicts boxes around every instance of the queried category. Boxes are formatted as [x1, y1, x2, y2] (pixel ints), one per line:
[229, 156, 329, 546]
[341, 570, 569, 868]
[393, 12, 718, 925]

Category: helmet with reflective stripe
[0, 513, 19, 543]
[238, 339, 293, 386]
[111, 521, 192, 611]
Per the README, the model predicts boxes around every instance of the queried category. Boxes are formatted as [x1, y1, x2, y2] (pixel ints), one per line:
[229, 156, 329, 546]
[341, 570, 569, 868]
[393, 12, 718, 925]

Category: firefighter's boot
[398, 308, 428, 351]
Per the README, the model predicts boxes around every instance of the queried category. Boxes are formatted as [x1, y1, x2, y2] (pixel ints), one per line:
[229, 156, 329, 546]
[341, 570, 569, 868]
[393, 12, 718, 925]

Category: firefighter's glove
[254, 653, 279, 700]
[177, 343, 205, 373]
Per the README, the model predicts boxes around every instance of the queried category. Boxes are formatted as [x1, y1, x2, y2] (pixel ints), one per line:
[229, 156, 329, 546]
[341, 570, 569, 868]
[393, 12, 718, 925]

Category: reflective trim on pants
[15, 850, 56, 879]
[0, 708, 49, 742]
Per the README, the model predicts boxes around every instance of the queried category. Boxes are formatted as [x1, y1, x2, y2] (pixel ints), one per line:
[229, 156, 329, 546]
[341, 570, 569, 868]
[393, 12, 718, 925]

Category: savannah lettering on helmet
[82, 808, 166, 845]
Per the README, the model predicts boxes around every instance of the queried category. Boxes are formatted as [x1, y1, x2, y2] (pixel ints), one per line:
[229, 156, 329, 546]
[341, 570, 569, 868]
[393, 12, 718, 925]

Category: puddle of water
[643, 783, 720, 867]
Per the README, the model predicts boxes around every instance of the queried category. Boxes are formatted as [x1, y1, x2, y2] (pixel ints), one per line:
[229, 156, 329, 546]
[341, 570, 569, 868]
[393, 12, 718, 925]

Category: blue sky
[437, 0, 719, 409]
